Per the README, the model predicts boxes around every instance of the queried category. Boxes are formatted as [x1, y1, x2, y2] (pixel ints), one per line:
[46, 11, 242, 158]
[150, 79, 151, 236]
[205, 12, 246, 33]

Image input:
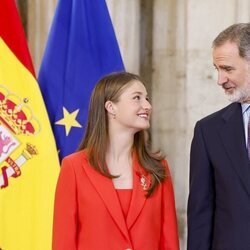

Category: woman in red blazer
[53, 72, 179, 250]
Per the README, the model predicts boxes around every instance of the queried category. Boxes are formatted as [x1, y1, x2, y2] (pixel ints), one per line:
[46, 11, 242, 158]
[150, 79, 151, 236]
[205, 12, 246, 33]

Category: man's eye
[222, 67, 234, 72]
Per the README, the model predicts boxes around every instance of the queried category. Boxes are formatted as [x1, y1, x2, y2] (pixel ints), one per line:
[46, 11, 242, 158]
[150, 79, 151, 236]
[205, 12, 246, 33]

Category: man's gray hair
[213, 23, 250, 62]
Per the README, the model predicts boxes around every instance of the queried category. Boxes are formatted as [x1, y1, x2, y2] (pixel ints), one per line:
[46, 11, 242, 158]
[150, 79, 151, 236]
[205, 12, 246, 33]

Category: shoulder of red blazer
[61, 149, 88, 165]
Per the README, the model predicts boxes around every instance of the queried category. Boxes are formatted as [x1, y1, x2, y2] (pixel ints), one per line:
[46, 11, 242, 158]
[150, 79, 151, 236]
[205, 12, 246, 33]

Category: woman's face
[111, 80, 152, 133]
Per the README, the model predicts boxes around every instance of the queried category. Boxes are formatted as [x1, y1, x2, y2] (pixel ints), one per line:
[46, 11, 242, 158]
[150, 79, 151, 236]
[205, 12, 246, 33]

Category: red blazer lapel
[126, 157, 148, 229]
[82, 160, 130, 242]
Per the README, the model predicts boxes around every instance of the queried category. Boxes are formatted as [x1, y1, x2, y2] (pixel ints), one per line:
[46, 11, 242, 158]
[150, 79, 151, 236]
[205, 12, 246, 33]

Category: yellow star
[55, 107, 82, 136]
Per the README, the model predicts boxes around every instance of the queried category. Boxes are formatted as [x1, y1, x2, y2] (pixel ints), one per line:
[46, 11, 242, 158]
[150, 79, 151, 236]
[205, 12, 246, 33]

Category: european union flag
[38, 0, 125, 160]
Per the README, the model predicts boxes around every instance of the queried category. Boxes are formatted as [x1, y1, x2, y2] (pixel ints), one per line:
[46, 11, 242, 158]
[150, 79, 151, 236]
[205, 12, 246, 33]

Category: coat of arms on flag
[0, 85, 39, 188]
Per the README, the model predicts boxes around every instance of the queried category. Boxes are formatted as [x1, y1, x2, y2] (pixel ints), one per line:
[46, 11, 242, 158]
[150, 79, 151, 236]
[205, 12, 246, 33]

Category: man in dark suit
[188, 23, 250, 250]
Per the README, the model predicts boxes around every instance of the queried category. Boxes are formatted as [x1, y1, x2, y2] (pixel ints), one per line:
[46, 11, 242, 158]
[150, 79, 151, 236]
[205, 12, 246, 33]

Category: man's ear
[105, 100, 115, 115]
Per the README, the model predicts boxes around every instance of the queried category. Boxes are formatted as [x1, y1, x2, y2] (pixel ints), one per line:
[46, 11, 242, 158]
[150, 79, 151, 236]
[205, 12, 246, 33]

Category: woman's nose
[143, 100, 152, 112]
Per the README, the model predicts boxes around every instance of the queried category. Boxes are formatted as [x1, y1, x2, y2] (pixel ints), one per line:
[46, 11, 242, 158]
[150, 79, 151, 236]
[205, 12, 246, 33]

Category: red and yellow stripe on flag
[0, 1, 60, 250]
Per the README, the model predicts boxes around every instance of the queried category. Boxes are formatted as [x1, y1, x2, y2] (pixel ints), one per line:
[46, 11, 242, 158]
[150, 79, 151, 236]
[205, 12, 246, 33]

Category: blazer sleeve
[187, 121, 214, 250]
[160, 160, 180, 250]
[52, 157, 78, 250]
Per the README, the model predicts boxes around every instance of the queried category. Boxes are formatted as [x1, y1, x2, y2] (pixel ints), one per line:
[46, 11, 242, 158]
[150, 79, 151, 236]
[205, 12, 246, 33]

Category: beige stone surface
[106, 0, 140, 73]
[27, 0, 57, 73]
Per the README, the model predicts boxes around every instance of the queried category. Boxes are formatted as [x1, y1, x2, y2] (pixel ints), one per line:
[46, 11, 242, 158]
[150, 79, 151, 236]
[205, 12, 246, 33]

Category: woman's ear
[105, 100, 115, 115]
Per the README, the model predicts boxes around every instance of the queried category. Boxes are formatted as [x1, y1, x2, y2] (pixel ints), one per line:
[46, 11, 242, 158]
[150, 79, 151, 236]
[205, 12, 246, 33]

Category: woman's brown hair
[78, 71, 166, 196]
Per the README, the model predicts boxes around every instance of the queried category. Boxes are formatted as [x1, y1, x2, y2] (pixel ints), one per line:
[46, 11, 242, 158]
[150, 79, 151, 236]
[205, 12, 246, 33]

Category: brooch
[140, 174, 148, 190]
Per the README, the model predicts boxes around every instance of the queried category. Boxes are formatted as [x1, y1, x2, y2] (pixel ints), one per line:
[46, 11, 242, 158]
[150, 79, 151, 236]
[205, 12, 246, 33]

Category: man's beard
[226, 83, 250, 103]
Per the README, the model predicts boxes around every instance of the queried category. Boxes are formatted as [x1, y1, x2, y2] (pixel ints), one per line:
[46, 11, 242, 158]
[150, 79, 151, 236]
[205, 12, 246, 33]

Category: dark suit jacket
[187, 102, 250, 250]
[53, 150, 179, 250]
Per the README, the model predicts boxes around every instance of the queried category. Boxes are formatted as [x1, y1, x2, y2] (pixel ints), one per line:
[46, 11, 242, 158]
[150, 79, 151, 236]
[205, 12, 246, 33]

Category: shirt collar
[241, 103, 250, 114]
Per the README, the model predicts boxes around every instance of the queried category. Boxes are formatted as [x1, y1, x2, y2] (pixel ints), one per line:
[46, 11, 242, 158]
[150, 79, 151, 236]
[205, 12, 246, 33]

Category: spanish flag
[0, 1, 60, 250]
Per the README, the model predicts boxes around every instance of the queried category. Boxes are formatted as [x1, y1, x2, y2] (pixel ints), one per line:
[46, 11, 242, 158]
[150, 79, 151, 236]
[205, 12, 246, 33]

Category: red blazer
[53, 150, 179, 250]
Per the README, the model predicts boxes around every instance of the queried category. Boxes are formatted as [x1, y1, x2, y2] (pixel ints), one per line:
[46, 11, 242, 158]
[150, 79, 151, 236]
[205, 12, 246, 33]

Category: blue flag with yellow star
[38, 0, 124, 160]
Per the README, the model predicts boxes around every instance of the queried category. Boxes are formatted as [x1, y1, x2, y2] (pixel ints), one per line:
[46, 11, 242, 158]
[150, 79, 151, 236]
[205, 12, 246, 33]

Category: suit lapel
[219, 103, 250, 196]
[82, 160, 130, 241]
[126, 156, 147, 229]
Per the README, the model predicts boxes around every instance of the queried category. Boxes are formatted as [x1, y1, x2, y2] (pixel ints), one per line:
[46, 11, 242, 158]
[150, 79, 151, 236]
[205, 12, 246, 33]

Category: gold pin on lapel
[140, 174, 148, 190]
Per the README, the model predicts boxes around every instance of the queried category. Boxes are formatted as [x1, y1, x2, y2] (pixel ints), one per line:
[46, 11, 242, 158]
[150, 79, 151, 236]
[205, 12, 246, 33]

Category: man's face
[213, 41, 250, 103]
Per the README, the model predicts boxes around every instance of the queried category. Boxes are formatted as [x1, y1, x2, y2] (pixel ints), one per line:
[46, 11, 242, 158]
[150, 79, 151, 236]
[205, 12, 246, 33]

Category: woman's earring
[112, 113, 116, 119]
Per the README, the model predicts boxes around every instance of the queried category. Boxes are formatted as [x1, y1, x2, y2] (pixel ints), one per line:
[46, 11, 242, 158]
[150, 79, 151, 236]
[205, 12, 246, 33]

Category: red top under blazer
[53, 150, 179, 250]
